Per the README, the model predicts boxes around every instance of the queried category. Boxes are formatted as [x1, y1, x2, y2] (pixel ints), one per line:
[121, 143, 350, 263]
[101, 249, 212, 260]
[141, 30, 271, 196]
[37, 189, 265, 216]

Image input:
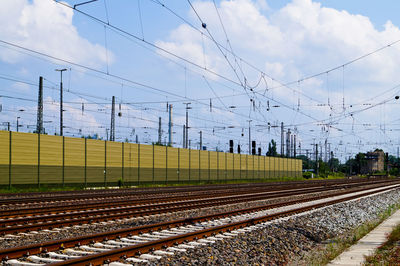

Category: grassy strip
[0, 175, 364, 193]
[0, 185, 83, 194]
[364, 218, 400, 265]
[299, 202, 400, 265]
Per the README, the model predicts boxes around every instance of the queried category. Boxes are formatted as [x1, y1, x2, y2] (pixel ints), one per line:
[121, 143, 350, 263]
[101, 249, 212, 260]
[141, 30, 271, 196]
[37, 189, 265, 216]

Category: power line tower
[55, 68, 67, 136]
[36, 76, 43, 134]
[168, 104, 173, 146]
[183, 102, 191, 148]
[158, 117, 162, 144]
[286, 129, 291, 157]
[110, 96, 115, 141]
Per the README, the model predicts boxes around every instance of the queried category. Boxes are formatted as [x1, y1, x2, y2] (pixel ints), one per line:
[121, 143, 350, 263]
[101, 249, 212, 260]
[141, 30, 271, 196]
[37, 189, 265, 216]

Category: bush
[303, 171, 313, 179]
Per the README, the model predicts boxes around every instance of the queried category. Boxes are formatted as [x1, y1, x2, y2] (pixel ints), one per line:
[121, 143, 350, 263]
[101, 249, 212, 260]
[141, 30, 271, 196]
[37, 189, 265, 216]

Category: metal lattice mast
[36, 76, 43, 134]
[110, 96, 115, 141]
[168, 104, 172, 146]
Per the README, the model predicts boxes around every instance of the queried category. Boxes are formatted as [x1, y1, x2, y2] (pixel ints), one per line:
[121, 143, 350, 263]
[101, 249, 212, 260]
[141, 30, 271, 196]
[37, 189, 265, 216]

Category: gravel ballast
[157, 187, 400, 265]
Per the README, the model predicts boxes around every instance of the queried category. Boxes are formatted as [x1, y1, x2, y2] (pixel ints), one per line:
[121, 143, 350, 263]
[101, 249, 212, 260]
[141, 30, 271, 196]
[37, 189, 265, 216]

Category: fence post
[138, 144, 140, 185]
[240, 154, 241, 180]
[246, 155, 249, 179]
[208, 151, 210, 182]
[152, 144, 155, 184]
[165, 145, 168, 184]
[217, 152, 219, 181]
[62, 136, 65, 187]
[8, 131, 12, 189]
[38, 133, 40, 188]
[104, 140, 107, 187]
[122, 142, 124, 184]
[225, 152, 227, 181]
[178, 148, 180, 182]
[84, 138, 87, 187]
[233, 154, 235, 180]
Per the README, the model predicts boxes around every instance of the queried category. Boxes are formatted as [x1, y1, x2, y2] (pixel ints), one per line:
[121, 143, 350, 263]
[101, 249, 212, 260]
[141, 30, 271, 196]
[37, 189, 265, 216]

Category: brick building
[362, 150, 385, 173]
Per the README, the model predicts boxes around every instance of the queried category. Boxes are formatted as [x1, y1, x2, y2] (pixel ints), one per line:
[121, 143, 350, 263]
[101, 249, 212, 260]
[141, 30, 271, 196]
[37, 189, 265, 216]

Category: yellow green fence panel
[167, 147, 179, 182]
[233, 154, 240, 179]
[153, 145, 166, 182]
[64, 137, 84, 184]
[106, 141, 122, 184]
[217, 152, 225, 181]
[254, 156, 260, 179]
[199, 150, 209, 181]
[0, 131, 303, 187]
[139, 144, 152, 182]
[179, 148, 189, 181]
[225, 153, 233, 180]
[240, 155, 247, 179]
[0, 131, 9, 185]
[11, 132, 38, 184]
[189, 149, 199, 181]
[86, 139, 104, 185]
[123, 143, 138, 184]
[40, 134, 62, 184]
[209, 151, 218, 180]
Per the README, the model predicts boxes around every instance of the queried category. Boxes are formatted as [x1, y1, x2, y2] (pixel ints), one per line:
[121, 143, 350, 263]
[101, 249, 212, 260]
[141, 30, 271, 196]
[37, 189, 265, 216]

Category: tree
[266, 139, 278, 157]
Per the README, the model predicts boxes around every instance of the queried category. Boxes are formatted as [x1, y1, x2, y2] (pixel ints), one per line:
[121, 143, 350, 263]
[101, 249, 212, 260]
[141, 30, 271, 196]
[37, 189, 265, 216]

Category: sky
[1, 0, 400, 162]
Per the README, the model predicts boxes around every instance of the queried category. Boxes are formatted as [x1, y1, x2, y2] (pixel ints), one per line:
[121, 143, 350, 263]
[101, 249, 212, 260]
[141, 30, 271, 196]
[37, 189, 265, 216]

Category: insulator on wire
[210, 98, 212, 112]
[81, 103, 84, 115]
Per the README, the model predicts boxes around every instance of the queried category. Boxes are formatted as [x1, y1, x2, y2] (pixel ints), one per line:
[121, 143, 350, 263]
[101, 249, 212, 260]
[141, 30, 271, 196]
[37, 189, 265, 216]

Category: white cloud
[0, 0, 111, 67]
[157, 0, 400, 94]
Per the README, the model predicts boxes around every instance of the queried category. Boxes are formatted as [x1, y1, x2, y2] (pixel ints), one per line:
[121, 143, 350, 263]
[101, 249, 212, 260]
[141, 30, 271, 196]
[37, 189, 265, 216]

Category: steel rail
[1, 182, 398, 262]
[0, 180, 395, 234]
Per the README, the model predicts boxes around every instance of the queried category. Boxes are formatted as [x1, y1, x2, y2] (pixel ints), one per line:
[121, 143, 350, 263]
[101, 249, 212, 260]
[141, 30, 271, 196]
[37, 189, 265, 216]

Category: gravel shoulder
[156, 188, 400, 265]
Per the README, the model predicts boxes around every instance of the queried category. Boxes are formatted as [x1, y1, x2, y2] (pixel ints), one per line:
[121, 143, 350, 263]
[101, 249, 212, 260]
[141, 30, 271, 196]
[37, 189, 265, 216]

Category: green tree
[266, 139, 278, 157]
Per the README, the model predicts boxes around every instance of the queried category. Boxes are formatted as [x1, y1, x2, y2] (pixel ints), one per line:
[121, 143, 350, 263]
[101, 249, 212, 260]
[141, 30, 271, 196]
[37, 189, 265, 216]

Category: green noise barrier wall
[0, 130, 303, 187]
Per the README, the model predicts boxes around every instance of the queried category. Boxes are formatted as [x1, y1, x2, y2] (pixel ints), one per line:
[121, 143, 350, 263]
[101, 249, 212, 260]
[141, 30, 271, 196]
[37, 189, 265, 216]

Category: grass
[364, 218, 400, 265]
[0, 185, 84, 194]
[299, 203, 400, 265]
[0, 175, 343, 193]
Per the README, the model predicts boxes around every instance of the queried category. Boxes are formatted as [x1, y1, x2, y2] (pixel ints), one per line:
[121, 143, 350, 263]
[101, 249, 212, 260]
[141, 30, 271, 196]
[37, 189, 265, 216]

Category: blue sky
[1, 0, 400, 161]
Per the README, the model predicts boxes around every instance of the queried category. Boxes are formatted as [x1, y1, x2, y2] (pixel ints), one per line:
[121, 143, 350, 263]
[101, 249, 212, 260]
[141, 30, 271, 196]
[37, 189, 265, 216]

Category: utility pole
[158, 117, 162, 144]
[286, 129, 291, 157]
[168, 104, 173, 146]
[183, 125, 186, 148]
[247, 120, 252, 155]
[36, 76, 43, 134]
[16, 117, 20, 132]
[110, 96, 115, 141]
[294, 135, 297, 158]
[320, 143, 323, 161]
[281, 122, 284, 156]
[183, 103, 191, 149]
[199, 131, 203, 150]
[55, 68, 67, 136]
[324, 139, 328, 162]
[290, 134, 294, 157]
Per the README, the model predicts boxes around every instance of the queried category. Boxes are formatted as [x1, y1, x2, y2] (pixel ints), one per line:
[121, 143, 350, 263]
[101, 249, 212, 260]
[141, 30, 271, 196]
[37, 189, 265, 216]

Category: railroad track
[1, 182, 398, 265]
[0, 178, 391, 217]
[0, 178, 381, 209]
[0, 180, 395, 236]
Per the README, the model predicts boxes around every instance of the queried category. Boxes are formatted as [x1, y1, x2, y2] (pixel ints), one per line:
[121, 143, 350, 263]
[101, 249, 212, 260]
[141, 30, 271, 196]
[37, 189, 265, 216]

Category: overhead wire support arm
[73, 0, 99, 9]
